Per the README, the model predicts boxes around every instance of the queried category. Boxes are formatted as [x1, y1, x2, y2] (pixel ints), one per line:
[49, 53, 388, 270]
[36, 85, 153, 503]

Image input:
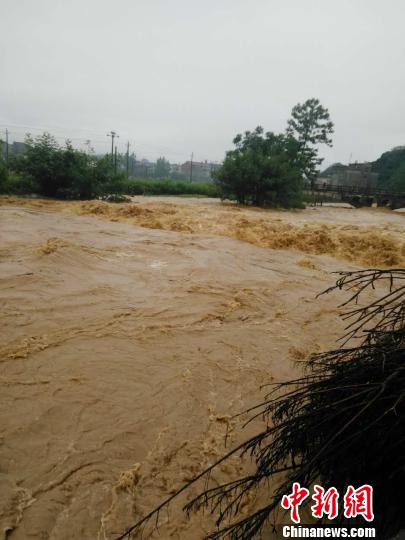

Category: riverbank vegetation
[0, 135, 219, 199]
[214, 98, 334, 208]
[0, 98, 334, 208]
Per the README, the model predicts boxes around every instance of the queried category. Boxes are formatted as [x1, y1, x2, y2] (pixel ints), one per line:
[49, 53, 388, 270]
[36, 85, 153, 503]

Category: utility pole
[126, 141, 130, 178]
[189, 152, 193, 182]
[114, 146, 118, 174]
[5, 128, 9, 165]
[84, 139, 92, 155]
[107, 131, 119, 162]
[131, 152, 135, 176]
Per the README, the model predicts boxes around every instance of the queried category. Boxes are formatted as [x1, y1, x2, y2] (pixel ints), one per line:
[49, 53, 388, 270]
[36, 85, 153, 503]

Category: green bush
[0, 172, 39, 195]
[214, 99, 333, 208]
[121, 179, 219, 197]
[214, 127, 304, 208]
[6, 134, 215, 200]
[9, 133, 125, 199]
[0, 161, 8, 192]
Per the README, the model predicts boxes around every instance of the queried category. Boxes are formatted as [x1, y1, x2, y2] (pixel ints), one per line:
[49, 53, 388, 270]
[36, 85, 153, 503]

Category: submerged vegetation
[117, 269, 405, 540]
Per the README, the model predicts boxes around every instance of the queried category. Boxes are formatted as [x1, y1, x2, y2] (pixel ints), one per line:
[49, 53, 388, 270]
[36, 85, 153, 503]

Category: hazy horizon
[1, 0, 404, 165]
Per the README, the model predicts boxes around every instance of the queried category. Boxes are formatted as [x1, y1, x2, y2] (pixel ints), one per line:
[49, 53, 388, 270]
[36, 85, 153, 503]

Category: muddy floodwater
[1, 197, 404, 539]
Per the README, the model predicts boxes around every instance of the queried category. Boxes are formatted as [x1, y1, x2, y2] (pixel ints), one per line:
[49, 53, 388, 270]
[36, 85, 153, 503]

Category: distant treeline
[0, 133, 217, 199]
[5, 100, 404, 206]
[373, 146, 405, 191]
[0, 98, 336, 208]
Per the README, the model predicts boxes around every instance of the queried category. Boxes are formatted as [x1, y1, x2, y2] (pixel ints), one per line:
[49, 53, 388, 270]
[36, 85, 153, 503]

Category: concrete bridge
[305, 182, 405, 209]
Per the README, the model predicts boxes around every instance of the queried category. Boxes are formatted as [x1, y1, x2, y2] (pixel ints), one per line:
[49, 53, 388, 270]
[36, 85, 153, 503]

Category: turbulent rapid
[0, 197, 403, 539]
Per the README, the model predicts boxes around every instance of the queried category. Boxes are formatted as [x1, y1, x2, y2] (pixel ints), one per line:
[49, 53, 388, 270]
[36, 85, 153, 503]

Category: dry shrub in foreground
[117, 269, 405, 540]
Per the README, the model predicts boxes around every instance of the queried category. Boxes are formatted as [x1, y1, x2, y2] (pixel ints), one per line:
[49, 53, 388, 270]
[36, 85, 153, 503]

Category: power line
[0, 123, 188, 158]
[0, 123, 119, 147]
[0, 122, 222, 163]
[0, 121, 114, 138]
[0, 127, 109, 146]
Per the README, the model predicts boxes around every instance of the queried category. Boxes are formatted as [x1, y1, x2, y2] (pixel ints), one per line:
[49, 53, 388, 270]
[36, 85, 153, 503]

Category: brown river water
[1, 197, 404, 539]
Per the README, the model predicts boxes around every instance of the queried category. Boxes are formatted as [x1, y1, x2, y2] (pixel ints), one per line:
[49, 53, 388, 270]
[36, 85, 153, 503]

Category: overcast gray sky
[1, 0, 404, 165]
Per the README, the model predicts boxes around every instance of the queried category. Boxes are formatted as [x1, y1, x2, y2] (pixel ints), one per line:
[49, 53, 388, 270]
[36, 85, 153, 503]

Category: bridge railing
[304, 182, 405, 198]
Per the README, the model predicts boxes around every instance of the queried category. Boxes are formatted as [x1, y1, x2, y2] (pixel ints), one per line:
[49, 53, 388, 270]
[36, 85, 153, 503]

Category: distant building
[321, 162, 347, 178]
[322, 162, 378, 190]
[170, 163, 182, 175]
[133, 159, 156, 178]
[11, 141, 28, 155]
[1, 140, 28, 159]
[131, 158, 221, 181]
[180, 160, 220, 182]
